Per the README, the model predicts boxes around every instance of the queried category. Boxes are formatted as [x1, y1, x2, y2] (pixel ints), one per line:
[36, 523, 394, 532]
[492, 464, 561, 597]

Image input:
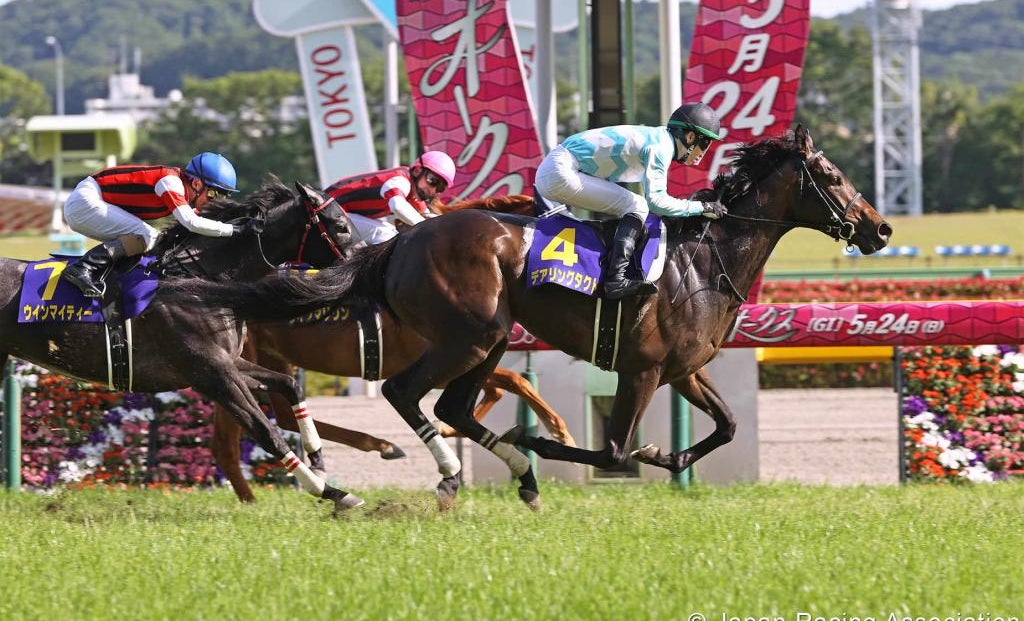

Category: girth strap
[591, 297, 622, 371]
[101, 291, 133, 391]
[356, 305, 383, 381]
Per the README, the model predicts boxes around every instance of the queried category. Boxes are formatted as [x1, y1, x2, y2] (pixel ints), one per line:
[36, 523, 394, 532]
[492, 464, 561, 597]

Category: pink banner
[670, 0, 810, 198]
[508, 302, 1024, 351]
[397, 0, 544, 199]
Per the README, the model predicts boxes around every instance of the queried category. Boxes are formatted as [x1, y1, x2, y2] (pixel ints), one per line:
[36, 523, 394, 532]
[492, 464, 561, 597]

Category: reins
[671, 148, 858, 305]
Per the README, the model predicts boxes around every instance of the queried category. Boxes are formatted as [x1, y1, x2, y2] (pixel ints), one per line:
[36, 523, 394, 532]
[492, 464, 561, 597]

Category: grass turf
[0, 482, 1021, 620]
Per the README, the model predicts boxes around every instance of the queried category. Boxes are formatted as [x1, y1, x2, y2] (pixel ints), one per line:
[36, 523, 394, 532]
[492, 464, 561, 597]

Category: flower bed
[900, 345, 1024, 483]
[7, 361, 297, 491]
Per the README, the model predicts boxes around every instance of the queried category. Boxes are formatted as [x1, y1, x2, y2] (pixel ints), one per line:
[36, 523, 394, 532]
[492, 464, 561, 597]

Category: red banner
[508, 302, 1024, 351]
[397, 0, 544, 200]
[670, 0, 811, 198]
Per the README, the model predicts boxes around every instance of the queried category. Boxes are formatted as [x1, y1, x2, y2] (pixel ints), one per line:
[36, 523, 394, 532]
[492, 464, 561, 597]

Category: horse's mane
[668, 130, 801, 238]
[431, 194, 533, 216]
[151, 176, 293, 253]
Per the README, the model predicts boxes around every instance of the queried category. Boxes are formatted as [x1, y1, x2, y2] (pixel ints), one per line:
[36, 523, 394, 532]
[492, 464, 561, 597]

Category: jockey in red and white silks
[324, 151, 456, 245]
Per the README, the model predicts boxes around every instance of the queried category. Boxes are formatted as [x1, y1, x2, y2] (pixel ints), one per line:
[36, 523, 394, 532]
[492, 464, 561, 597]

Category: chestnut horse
[167, 126, 892, 510]
[211, 194, 576, 503]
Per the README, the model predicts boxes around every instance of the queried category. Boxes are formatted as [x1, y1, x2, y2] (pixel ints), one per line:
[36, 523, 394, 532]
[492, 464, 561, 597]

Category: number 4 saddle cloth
[18, 256, 158, 324]
[525, 213, 666, 296]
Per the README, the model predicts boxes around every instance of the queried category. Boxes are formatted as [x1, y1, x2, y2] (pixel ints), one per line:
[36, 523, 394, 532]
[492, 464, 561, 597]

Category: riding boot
[604, 213, 658, 300]
[63, 240, 125, 299]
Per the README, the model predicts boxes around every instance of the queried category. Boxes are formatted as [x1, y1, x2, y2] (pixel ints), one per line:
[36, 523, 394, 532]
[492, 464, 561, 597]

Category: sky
[802, 0, 989, 18]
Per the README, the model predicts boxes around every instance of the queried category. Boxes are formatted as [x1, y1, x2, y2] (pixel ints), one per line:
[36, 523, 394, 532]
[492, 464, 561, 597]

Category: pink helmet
[415, 150, 456, 187]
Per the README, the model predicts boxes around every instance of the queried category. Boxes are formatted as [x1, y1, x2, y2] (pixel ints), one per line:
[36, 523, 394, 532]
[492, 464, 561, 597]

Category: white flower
[937, 446, 975, 469]
[154, 391, 187, 405]
[58, 461, 85, 483]
[960, 464, 994, 483]
[1000, 352, 1024, 370]
[921, 431, 950, 449]
[973, 345, 1001, 358]
[905, 411, 938, 431]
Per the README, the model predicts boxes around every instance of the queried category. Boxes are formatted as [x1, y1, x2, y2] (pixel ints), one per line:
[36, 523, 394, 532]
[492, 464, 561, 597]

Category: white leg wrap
[293, 401, 322, 454]
[426, 436, 462, 477]
[281, 451, 326, 497]
[492, 442, 531, 477]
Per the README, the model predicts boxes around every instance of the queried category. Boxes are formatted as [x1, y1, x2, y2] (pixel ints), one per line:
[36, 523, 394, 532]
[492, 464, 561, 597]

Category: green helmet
[667, 102, 722, 142]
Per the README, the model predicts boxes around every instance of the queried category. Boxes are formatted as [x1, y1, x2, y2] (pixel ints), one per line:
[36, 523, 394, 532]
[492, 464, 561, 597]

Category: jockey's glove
[232, 217, 265, 236]
[701, 201, 728, 219]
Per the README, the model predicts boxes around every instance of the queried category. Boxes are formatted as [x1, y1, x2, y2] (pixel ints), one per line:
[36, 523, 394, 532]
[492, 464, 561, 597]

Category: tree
[0, 64, 50, 183]
[919, 79, 978, 212]
[133, 69, 316, 190]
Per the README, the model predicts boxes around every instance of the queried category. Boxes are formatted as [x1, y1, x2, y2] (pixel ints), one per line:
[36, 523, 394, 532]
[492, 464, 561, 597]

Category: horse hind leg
[632, 369, 736, 473]
[210, 404, 256, 502]
[432, 344, 542, 511]
[268, 392, 407, 460]
[488, 367, 577, 447]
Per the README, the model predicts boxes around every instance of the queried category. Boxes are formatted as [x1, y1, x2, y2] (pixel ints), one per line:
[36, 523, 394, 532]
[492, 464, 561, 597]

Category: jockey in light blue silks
[535, 102, 728, 300]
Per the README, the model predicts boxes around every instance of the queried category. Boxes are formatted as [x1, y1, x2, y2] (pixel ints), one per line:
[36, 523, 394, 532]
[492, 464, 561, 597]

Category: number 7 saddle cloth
[18, 256, 158, 324]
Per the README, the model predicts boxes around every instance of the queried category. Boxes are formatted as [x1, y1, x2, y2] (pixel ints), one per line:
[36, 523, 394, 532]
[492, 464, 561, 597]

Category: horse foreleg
[632, 369, 736, 473]
[234, 358, 327, 477]
[436, 380, 502, 438]
[206, 371, 364, 513]
[489, 367, 577, 447]
[269, 392, 406, 460]
[210, 405, 256, 502]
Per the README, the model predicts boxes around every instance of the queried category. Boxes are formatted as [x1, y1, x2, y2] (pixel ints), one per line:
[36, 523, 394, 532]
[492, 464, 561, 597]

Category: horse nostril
[878, 221, 893, 241]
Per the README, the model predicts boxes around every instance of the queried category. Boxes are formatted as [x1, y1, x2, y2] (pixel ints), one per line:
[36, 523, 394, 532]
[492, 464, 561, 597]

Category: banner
[397, 0, 544, 199]
[670, 0, 811, 198]
[254, 0, 385, 187]
[508, 302, 1024, 351]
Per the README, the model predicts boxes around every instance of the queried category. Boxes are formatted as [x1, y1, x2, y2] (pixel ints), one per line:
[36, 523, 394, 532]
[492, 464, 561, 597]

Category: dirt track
[310, 387, 900, 490]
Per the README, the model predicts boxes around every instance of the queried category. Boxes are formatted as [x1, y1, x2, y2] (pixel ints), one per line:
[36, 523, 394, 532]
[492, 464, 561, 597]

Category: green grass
[0, 482, 1021, 620]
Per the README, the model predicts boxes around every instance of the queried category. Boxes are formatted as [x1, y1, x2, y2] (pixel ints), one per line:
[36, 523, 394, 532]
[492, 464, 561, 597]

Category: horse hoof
[631, 444, 660, 464]
[333, 493, 365, 513]
[308, 449, 326, 472]
[435, 474, 461, 512]
[380, 444, 407, 460]
[518, 488, 541, 512]
[498, 424, 524, 445]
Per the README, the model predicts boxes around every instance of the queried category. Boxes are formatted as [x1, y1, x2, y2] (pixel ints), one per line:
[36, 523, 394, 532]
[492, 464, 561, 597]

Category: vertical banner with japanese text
[397, 0, 544, 199]
[669, 0, 810, 199]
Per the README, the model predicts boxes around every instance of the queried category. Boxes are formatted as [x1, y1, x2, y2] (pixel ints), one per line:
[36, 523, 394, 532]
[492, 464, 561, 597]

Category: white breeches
[535, 145, 649, 219]
[63, 177, 159, 249]
[349, 213, 399, 245]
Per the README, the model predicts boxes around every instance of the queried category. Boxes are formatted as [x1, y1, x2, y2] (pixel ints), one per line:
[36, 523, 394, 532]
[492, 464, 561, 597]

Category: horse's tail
[160, 239, 395, 321]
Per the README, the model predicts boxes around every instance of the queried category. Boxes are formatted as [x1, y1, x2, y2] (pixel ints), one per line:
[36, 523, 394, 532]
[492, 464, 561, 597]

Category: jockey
[535, 102, 728, 300]
[324, 150, 456, 245]
[62, 151, 261, 298]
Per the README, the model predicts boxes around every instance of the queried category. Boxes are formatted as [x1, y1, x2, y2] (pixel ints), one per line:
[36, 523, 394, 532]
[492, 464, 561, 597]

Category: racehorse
[164, 126, 892, 510]
[211, 193, 577, 503]
[0, 179, 369, 512]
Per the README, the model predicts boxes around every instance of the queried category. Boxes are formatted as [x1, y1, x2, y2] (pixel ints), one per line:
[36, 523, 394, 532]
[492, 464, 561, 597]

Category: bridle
[289, 193, 350, 266]
[724, 150, 861, 246]
[673, 148, 863, 305]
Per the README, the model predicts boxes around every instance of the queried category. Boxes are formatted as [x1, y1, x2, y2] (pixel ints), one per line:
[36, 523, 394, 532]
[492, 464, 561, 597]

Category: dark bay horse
[165, 126, 892, 510]
[1, 179, 368, 512]
[212, 194, 577, 503]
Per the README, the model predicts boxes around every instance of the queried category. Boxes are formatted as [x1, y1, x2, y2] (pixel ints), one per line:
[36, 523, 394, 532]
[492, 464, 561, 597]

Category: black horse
[163, 126, 892, 509]
[0, 179, 367, 512]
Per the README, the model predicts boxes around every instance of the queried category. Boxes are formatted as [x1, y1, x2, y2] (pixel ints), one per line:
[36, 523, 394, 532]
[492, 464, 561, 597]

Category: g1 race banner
[507, 302, 1024, 351]
[397, 0, 544, 199]
[670, 0, 811, 198]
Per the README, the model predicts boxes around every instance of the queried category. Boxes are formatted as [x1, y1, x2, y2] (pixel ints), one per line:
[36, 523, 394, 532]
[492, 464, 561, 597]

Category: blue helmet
[185, 152, 238, 194]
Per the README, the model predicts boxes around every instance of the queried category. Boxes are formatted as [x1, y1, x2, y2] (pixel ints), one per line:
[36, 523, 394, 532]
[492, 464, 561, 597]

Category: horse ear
[294, 181, 314, 201]
[795, 124, 814, 154]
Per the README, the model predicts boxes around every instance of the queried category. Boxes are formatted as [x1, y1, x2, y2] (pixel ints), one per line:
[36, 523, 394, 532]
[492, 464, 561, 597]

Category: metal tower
[872, 0, 923, 216]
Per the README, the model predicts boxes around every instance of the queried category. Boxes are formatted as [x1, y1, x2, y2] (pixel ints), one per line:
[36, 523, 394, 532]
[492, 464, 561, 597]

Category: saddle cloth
[525, 213, 666, 296]
[18, 256, 158, 324]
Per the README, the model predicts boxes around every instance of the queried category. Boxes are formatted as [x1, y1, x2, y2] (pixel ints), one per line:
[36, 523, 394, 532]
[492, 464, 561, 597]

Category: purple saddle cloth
[18, 256, 158, 323]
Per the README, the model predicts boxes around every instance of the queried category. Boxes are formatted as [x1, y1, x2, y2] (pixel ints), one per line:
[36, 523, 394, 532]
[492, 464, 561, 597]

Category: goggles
[422, 170, 448, 192]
